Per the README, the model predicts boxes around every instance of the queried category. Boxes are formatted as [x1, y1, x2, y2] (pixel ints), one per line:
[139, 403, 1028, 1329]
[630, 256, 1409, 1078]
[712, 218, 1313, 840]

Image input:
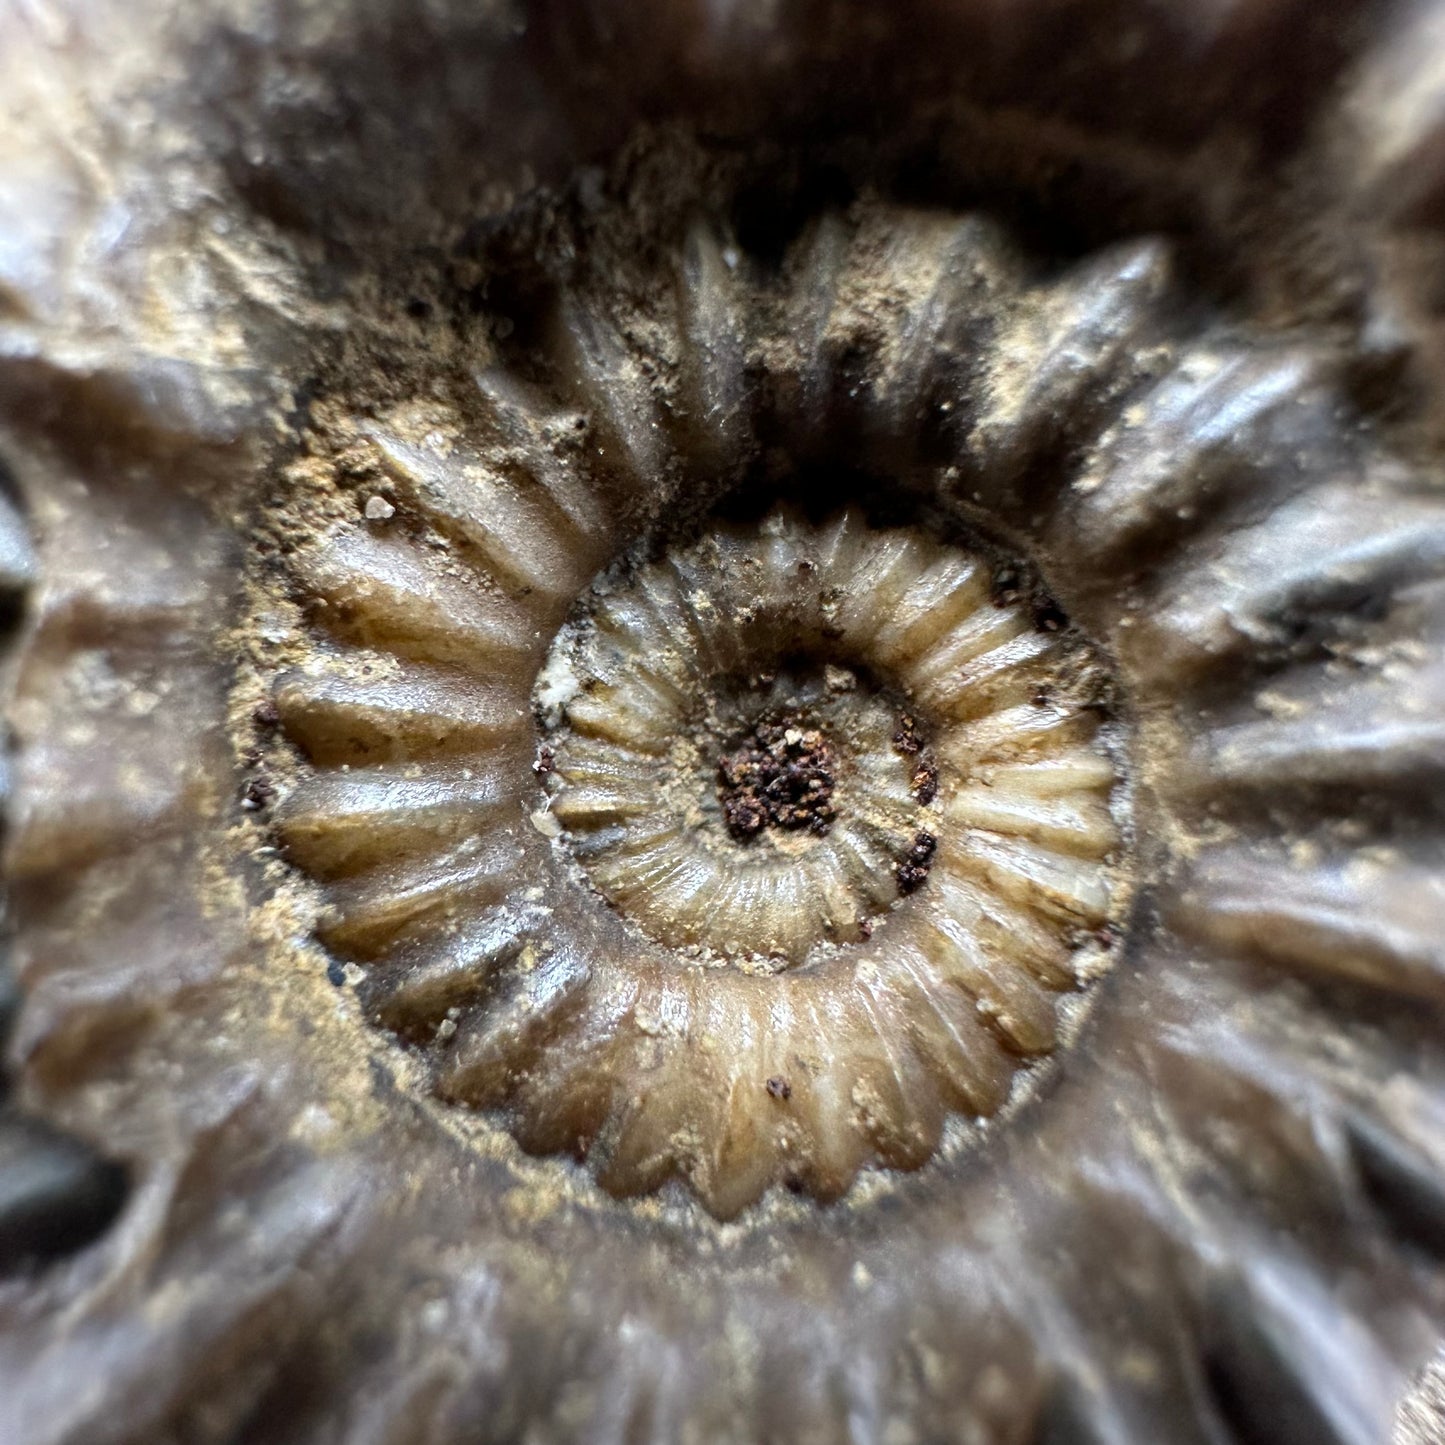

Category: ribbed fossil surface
[273, 477, 1127, 1213]
[3, 2, 1445, 1443]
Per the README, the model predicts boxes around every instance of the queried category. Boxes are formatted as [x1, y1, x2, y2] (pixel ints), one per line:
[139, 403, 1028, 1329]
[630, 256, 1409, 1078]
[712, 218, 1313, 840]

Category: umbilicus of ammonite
[3, 2, 1445, 1442]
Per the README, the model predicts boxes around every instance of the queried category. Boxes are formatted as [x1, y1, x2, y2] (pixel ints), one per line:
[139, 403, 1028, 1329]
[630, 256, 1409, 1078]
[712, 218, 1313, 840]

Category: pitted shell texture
[4, 3, 1445, 1443]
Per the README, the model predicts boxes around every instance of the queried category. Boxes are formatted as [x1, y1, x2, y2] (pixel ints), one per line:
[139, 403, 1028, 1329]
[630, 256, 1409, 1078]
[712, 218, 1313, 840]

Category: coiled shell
[1, 3, 1445, 1442]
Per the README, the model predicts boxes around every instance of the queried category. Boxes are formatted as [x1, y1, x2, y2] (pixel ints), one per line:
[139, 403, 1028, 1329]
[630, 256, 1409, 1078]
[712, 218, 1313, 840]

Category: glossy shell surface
[2, 3, 1445, 1443]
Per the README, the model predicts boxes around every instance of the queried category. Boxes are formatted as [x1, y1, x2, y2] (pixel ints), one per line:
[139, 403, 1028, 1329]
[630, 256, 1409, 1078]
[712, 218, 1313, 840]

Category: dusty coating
[1, 2, 1445, 1443]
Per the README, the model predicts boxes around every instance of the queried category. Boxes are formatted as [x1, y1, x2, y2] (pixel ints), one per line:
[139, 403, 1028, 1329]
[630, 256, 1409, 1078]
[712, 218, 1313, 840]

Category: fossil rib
[2, 3, 1445, 1442]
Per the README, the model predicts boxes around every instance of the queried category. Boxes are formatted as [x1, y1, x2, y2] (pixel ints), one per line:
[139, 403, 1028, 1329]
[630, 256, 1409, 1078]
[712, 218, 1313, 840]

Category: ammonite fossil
[4, 1, 1445, 1441]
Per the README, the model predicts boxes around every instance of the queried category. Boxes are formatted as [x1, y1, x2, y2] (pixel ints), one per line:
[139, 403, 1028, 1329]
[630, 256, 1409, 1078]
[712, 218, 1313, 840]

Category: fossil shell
[3, 2, 1445, 1442]
[271, 486, 1127, 1215]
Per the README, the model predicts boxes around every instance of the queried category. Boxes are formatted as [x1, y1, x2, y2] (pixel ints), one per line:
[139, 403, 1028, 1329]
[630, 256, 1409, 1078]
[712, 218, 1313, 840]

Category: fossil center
[716, 712, 839, 843]
[537, 508, 1126, 977]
